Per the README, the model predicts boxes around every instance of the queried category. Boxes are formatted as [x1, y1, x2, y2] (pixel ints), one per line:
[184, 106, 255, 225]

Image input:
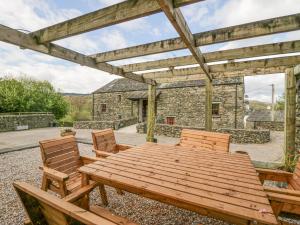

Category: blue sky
[0, 0, 300, 102]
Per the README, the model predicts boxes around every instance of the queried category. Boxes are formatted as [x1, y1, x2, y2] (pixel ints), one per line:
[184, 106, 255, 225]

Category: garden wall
[74, 117, 137, 130]
[254, 121, 284, 131]
[136, 123, 270, 144]
[0, 113, 55, 132]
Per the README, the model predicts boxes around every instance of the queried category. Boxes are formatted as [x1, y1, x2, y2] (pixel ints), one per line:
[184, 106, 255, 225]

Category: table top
[79, 142, 277, 225]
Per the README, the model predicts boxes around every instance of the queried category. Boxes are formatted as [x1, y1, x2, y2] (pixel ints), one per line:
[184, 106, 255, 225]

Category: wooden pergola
[0, 0, 299, 160]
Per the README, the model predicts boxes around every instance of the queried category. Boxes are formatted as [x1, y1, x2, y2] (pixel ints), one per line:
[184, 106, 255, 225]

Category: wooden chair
[177, 129, 231, 153]
[92, 129, 134, 158]
[256, 159, 300, 216]
[14, 181, 138, 225]
[39, 136, 108, 205]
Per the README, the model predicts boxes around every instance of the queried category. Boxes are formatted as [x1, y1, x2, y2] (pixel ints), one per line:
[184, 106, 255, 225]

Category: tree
[0, 76, 69, 119]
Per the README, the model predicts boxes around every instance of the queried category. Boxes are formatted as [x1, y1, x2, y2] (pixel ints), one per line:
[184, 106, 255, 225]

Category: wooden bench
[14, 181, 138, 225]
[177, 129, 230, 153]
[257, 159, 300, 216]
[39, 136, 108, 205]
[92, 129, 134, 157]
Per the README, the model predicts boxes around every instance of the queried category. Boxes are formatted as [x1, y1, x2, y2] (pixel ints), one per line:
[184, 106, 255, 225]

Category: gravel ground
[0, 144, 299, 225]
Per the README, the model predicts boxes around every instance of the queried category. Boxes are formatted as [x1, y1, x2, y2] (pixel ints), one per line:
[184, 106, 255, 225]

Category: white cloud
[99, 30, 128, 50]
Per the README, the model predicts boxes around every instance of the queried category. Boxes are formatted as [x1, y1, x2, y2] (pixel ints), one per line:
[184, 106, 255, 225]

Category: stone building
[91, 77, 245, 129]
[296, 74, 300, 152]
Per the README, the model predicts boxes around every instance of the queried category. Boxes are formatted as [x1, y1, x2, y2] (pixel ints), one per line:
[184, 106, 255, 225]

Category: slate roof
[127, 90, 161, 100]
[247, 110, 284, 122]
[93, 78, 206, 94]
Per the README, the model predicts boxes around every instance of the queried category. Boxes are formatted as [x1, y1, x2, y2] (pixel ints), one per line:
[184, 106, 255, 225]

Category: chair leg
[41, 175, 50, 191]
[99, 184, 108, 206]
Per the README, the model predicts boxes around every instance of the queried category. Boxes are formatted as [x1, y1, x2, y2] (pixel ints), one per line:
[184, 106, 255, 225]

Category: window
[101, 104, 107, 113]
[118, 95, 122, 102]
[166, 117, 175, 125]
[212, 103, 220, 116]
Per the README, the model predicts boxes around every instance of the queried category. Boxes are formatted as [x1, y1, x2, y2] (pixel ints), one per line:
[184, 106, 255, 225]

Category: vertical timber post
[205, 78, 213, 131]
[284, 68, 297, 168]
[146, 84, 156, 142]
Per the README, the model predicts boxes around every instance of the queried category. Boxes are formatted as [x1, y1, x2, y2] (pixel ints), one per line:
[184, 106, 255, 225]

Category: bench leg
[99, 184, 108, 206]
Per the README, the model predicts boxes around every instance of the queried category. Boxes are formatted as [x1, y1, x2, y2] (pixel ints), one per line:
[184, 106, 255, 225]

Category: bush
[0, 76, 69, 119]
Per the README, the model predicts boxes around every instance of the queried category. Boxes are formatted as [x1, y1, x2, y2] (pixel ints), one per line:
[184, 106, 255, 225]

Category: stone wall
[248, 121, 284, 131]
[296, 74, 300, 152]
[93, 92, 139, 121]
[136, 123, 270, 144]
[0, 113, 55, 132]
[94, 77, 245, 129]
[74, 117, 137, 130]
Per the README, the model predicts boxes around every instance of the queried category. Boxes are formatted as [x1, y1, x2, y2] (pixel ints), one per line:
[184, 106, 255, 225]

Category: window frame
[166, 116, 175, 125]
[212, 102, 221, 117]
[101, 103, 107, 113]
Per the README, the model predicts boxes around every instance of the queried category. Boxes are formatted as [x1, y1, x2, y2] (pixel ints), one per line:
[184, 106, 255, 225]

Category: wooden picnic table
[78, 142, 278, 225]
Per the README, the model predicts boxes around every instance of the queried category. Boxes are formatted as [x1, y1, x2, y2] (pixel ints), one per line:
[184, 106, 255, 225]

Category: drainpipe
[235, 84, 238, 129]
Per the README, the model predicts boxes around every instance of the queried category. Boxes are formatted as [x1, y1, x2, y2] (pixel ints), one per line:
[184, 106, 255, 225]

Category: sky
[0, 0, 300, 102]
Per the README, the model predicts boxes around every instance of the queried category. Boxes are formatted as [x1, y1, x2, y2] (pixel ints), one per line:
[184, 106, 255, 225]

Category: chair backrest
[179, 129, 230, 152]
[289, 158, 300, 190]
[92, 129, 117, 153]
[13, 181, 119, 225]
[39, 136, 82, 175]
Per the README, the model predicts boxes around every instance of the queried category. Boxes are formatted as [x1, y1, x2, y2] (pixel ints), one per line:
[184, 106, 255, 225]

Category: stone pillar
[284, 68, 297, 166]
[146, 84, 156, 142]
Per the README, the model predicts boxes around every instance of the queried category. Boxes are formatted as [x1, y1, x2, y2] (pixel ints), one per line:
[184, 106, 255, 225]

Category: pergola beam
[30, 0, 202, 43]
[0, 25, 155, 85]
[142, 55, 300, 80]
[92, 13, 300, 62]
[121, 40, 300, 72]
[156, 0, 211, 80]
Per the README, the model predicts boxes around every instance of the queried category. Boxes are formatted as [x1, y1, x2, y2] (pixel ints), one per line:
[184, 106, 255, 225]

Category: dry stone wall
[74, 117, 137, 130]
[0, 113, 55, 132]
[136, 123, 270, 144]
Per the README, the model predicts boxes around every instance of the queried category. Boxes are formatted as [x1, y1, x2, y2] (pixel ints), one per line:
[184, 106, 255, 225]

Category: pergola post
[284, 68, 297, 167]
[205, 78, 213, 131]
[146, 84, 156, 142]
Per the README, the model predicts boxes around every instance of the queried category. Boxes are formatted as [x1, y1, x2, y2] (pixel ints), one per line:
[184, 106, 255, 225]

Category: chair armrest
[264, 186, 300, 197]
[117, 144, 134, 151]
[256, 168, 293, 183]
[80, 155, 103, 165]
[63, 182, 98, 203]
[92, 148, 114, 158]
[267, 191, 300, 206]
[40, 166, 69, 182]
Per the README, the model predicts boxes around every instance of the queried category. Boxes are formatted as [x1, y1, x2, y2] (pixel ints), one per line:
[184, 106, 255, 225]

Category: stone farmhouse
[91, 77, 245, 129]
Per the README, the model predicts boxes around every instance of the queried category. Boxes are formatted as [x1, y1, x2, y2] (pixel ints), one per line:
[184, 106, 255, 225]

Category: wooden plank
[87, 162, 270, 209]
[146, 84, 156, 142]
[205, 78, 213, 130]
[98, 156, 266, 195]
[13, 182, 118, 225]
[92, 158, 268, 202]
[30, 0, 202, 43]
[121, 40, 300, 72]
[142, 55, 300, 80]
[92, 13, 300, 62]
[79, 166, 277, 225]
[0, 24, 155, 85]
[284, 68, 297, 169]
[116, 150, 259, 179]
[156, 0, 211, 80]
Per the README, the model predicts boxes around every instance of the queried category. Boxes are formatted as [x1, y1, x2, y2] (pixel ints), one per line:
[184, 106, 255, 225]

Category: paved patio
[0, 126, 284, 166]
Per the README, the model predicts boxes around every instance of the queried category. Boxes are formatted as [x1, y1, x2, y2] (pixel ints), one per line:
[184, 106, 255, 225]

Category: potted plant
[60, 128, 76, 137]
